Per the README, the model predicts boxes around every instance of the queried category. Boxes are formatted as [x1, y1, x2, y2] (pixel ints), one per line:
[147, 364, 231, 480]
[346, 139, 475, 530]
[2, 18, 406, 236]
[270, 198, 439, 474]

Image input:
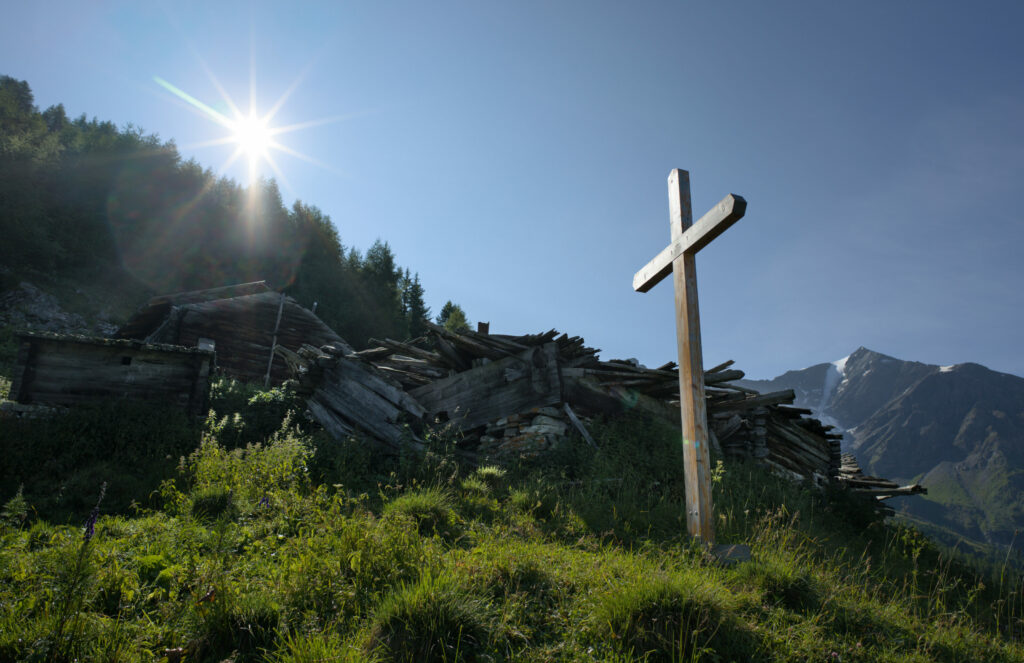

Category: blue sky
[3, 1, 1022, 379]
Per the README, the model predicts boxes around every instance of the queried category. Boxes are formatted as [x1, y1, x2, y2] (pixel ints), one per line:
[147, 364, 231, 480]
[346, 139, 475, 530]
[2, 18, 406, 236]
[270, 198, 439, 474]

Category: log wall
[9, 332, 214, 415]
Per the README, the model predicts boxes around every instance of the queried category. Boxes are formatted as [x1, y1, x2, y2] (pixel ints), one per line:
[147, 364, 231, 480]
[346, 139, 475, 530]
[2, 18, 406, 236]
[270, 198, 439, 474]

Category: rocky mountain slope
[739, 348, 1024, 550]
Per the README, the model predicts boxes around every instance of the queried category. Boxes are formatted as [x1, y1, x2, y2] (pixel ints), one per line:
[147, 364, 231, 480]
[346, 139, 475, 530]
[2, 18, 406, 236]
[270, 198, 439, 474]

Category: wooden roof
[115, 281, 272, 340]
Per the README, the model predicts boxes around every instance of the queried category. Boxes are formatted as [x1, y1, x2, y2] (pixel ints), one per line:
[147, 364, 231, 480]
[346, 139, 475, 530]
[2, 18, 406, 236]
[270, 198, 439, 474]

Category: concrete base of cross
[707, 543, 752, 567]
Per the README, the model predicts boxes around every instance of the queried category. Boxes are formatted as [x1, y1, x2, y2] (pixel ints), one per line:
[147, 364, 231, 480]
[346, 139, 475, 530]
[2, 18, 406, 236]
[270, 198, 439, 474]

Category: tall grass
[0, 381, 1022, 661]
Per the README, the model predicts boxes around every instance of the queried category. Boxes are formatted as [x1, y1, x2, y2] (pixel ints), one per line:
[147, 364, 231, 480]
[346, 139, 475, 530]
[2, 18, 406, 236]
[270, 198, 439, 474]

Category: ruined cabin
[115, 281, 351, 385]
[7, 331, 215, 415]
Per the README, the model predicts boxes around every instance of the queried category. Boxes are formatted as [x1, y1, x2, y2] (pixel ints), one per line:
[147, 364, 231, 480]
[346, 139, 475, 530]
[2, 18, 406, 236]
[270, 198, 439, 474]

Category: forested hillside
[0, 75, 431, 350]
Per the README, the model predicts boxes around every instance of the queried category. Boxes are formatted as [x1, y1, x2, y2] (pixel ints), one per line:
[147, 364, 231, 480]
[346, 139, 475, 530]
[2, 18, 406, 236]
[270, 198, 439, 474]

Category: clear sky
[3, 1, 1022, 379]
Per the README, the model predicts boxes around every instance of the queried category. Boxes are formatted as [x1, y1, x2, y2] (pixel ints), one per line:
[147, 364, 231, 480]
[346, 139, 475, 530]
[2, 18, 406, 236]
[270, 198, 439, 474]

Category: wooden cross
[633, 169, 747, 544]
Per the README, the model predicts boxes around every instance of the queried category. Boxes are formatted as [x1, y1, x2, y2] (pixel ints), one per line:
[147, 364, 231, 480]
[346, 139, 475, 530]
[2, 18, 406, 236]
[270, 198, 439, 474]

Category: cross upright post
[633, 169, 747, 545]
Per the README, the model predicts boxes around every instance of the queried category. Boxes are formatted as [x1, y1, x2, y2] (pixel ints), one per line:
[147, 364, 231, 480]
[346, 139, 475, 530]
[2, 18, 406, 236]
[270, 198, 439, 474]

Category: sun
[153, 74, 343, 189]
[231, 113, 272, 161]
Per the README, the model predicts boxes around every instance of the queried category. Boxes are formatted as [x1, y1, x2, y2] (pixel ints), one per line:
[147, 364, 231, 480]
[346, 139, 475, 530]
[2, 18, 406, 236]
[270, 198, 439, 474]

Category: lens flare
[153, 74, 346, 189]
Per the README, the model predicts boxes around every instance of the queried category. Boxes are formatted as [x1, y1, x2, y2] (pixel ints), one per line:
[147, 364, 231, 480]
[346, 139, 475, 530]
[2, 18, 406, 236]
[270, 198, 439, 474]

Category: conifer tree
[400, 269, 431, 339]
[436, 300, 470, 332]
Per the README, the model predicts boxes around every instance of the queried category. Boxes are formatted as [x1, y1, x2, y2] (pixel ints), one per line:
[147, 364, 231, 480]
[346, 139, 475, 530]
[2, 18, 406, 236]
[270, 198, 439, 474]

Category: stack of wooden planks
[839, 453, 926, 513]
[280, 322, 924, 505]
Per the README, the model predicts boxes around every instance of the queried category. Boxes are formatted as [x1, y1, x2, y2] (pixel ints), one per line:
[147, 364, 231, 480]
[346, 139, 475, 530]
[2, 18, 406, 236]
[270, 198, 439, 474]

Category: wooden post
[633, 169, 748, 546]
[669, 171, 714, 542]
[264, 293, 286, 387]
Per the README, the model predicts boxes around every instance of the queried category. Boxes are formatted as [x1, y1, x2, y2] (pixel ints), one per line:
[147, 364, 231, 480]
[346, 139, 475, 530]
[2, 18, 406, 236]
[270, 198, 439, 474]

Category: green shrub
[472, 466, 507, 496]
[383, 488, 455, 538]
[0, 486, 29, 531]
[186, 432, 313, 507]
[734, 555, 819, 613]
[588, 571, 761, 662]
[206, 379, 304, 448]
[0, 399, 200, 521]
[190, 486, 236, 522]
[190, 593, 282, 661]
[275, 631, 375, 662]
[460, 476, 489, 497]
[366, 573, 499, 662]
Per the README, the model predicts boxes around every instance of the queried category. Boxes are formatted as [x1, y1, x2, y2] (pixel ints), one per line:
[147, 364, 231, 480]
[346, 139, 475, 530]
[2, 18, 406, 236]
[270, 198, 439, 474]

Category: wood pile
[276, 342, 427, 455]
[839, 453, 927, 514]
[281, 322, 924, 503]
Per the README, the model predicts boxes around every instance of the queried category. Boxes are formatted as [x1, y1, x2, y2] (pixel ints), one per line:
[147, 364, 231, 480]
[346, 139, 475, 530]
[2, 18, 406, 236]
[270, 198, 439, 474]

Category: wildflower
[258, 495, 270, 508]
[83, 482, 108, 542]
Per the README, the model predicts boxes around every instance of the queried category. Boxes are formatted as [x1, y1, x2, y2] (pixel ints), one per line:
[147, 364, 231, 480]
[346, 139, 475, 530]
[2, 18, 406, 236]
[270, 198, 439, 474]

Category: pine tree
[436, 300, 470, 333]
[401, 271, 431, 339]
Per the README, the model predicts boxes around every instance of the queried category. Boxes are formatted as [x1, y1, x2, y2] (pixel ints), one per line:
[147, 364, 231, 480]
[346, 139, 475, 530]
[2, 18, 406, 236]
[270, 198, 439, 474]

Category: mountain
[739, 347, 1024, 551]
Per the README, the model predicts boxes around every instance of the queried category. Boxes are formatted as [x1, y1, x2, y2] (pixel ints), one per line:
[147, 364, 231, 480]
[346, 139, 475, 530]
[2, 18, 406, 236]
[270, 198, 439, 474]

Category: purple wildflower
[83, 482, 107, 542]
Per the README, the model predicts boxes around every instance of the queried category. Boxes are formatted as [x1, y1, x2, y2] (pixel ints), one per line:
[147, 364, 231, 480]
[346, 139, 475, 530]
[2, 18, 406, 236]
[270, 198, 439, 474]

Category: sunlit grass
[1, 380, 1022, 661]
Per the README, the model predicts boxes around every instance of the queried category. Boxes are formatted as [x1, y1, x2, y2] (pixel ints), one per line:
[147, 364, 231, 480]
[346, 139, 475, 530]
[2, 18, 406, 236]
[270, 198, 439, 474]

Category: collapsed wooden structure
[279, 322, 925, 504]
[6, 330, 215, 415]
[115, 281, 350, 385]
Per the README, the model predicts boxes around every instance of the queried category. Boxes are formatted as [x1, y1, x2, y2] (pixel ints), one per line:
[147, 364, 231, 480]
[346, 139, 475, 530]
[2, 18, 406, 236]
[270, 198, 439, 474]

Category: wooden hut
[115, 281, 352, 385]
[8, 331, 215, 415]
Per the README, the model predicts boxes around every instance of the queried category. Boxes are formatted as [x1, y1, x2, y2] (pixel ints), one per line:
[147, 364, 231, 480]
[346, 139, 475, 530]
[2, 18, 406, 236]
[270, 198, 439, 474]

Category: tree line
[0, 75, 470, 346]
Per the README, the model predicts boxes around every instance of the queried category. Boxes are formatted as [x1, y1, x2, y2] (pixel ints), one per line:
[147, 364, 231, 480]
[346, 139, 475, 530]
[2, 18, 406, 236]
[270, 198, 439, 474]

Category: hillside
[740, 348, 1024, 552]
[0, 74, 437, 365]
[1, 385, 1023, 662]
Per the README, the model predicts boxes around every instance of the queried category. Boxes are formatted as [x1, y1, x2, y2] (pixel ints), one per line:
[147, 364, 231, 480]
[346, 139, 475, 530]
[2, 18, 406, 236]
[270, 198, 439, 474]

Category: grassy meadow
[1, 379, 1022, 662]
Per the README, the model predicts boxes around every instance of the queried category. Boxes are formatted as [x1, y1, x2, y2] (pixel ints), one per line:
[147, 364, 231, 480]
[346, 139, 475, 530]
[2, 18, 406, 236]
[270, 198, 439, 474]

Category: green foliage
[0, 76, 431, 352]
[400, 269, 431, 340]
[472, 465, 508, 497]
[190, 487, 237, 523]
[587, 570, 760, 662]
[2, 392, 1024, 661]
[207, 378, 304, 448]
[383, 488, 455, 538]
[733, 555, 820, 613]
[366, 573, 499, 662]
[436, 300, 470, 333]
[1, 485, 29, 531]
[0, 399, 200, 522]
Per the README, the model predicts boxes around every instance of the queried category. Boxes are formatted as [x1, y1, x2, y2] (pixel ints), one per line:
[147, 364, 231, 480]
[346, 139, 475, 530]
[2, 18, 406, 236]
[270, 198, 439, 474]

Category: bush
[472, 466, 507, 496]
[206, 379, 304, 448]
[366, 573, 499, 662]
[190, 593, 282, 661]
[190, 486, 236, 522]
[733, 555, 820, 613]
[0, 399, 200, 520]
[383, 488, 455, 538]
[588, 571, 761, 662]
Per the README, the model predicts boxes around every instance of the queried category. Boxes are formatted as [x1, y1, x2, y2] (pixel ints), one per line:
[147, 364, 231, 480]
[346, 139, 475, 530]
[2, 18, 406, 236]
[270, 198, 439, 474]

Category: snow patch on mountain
[817, 355, 848, 411]
[805, 354, 850, 436]
[940, 365, 955, 373]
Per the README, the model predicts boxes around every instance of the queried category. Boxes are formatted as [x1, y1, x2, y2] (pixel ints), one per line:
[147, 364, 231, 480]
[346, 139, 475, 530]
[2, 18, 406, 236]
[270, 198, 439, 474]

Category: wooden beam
[668, 169, 715, 544]
[633, 193, 747, 293]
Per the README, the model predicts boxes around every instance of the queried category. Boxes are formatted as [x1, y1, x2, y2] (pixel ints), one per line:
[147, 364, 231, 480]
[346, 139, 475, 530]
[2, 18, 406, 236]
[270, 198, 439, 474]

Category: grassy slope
[1, 384, 1023, 662]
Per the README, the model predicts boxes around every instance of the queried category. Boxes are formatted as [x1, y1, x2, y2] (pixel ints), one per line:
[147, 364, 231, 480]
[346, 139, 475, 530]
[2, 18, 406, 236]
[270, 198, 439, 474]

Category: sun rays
[153, 72, 340, 190]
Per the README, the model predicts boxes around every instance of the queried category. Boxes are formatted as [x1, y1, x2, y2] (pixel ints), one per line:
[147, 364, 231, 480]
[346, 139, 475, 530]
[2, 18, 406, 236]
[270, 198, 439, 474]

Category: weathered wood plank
[10, 333, 213, 412]
[563, 403, 598, 448]
[633, 193, 747, 293]
[666, 169, 715, 544]
[410, 343, 561, 431]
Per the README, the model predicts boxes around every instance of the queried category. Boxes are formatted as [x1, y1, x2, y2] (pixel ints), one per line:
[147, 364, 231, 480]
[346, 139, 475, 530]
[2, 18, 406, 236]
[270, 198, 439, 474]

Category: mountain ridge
[739, 347, 1024, 550]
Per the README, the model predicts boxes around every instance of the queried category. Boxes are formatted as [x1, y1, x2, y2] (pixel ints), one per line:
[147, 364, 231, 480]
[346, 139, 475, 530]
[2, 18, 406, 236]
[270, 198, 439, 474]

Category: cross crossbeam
[633, 193, 746, 293]
[633, 169, 748, 544]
